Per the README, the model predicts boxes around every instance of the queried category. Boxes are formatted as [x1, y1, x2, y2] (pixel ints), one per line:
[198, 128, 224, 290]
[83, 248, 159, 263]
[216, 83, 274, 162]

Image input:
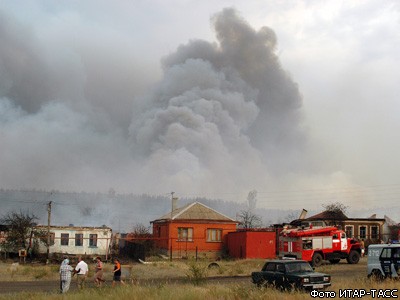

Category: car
[251, 259, 331, 291]
[367, 243, 400, 280]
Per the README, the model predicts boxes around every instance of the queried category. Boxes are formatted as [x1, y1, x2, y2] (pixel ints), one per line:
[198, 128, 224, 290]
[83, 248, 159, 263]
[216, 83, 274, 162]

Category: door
[340, 232, 347, 251]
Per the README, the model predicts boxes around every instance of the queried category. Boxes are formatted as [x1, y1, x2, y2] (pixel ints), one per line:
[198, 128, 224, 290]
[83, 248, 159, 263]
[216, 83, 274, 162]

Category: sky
[1, 0, 400, 211]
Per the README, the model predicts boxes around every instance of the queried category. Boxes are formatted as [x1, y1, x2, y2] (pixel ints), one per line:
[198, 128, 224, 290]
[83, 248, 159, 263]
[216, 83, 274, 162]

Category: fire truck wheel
[312, 253, 323, 267]
[346, 250, 360, 264]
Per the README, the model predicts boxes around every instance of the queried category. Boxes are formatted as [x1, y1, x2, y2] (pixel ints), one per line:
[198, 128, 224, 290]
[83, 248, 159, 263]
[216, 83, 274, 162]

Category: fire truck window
[303, 240, 312, 249]
[332, 234, 338, 239]
[341, 233, 346, 239]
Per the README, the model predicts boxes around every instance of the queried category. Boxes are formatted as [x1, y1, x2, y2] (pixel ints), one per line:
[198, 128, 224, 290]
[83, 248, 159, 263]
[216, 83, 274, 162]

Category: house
[304, 210, 388, 244]
[151, 202, 238, 259]
[226, 228, 276, 259]
[34, 225, 112, 258]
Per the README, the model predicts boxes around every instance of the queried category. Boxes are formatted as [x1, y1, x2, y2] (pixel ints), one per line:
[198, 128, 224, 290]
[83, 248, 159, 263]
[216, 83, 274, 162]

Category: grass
[1, 258, 398, 299]
[0, 283, 313, 300]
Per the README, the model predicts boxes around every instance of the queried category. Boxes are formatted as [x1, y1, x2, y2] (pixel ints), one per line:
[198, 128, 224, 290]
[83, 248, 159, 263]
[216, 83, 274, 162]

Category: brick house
[151, 202, 238, 259]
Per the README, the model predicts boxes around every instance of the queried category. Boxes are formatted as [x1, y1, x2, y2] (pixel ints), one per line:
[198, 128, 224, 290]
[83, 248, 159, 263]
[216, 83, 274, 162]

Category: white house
[34, 225, 112, 257]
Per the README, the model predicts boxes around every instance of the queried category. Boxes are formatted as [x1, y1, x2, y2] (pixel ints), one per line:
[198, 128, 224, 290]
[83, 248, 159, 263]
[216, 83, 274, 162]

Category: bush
[186, 262, 208, 285]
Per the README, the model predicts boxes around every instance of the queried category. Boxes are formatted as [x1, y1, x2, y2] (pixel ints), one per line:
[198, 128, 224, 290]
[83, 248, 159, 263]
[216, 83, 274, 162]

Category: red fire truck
[279, 226, 362, 267]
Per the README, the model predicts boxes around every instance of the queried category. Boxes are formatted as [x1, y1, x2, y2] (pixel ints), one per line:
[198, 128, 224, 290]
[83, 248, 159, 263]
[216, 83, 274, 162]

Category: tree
[0, 211, 38, 251]
[323, 202, 349, 215]
[237, 190, 263, 229]
[132, 223, 151, 237]
[322, 202, 349, 226]
[130, 223, 154, 255]
[237, 210, 263, 229]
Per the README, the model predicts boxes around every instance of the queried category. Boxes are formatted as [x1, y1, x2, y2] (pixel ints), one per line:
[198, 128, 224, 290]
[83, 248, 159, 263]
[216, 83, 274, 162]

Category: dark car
[251, 259, 331, 291]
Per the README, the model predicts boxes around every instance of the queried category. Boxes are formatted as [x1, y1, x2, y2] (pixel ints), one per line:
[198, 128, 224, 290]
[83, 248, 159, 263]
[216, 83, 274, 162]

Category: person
[112, 258, 125, 287]
[75, 256, 89, 290]
[94, 256, 105, 287]
[59, 258, 73, 293]
[360, 239, 365, 257]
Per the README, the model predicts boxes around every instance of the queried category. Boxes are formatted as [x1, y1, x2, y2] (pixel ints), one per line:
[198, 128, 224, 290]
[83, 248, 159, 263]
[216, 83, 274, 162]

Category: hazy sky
[1, 1, 399, 211]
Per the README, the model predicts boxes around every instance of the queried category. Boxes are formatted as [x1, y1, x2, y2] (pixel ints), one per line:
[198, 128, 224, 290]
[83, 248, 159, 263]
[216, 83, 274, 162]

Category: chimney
[172, 197, 178, 212]
[298, 209, 308, 220]
[170, 192, 178, 220]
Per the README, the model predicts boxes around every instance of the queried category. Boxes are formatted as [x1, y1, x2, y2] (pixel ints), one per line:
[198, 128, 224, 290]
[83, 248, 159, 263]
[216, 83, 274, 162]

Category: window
[345, 226, 353, 238]
[393, 248, 400, 258]
[207, 229, 222, 242]
[61, 233, 69, 246]
[381, 248, 391, 259]
[177, 227, 193, 241]
[263, 263, 276, 271]
[276, 263, 285, 273]
[89, 234, 98, 247]
[75, 233, 83, 246]
[371, 226, 379, 240]
[359, 226, 367, 239]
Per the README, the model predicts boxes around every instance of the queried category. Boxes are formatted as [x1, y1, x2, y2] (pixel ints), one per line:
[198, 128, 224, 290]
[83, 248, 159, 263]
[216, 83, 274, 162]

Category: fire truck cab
[279, 226, 361, 267]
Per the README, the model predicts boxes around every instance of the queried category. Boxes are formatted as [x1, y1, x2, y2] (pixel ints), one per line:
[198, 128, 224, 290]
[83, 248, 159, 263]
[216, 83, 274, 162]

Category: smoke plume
[0, 8, 314, 202]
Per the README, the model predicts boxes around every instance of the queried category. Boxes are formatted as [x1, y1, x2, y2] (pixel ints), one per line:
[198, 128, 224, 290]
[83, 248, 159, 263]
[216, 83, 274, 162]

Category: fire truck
[279, 226, 362, 267]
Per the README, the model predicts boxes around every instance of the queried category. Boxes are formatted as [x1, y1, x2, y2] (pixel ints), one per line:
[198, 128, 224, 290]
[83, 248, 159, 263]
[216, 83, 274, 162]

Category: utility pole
[47, 201, 52, 262]
[170, 192, 174, 261]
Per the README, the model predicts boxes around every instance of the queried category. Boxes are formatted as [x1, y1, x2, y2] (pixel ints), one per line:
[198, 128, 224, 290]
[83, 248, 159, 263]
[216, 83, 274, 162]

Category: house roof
[384, 215, 397, 226]
[152, 202, 237, 223]
[306, 210, 386, 222]
[307, 210, 349, 220]
[35, 225, 112, 230]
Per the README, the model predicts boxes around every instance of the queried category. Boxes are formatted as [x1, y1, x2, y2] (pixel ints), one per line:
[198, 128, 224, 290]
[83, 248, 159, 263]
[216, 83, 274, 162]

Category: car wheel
[346, 250, 360, 264]
[256, 278, 266, 288]
[312, 253, 323, 267]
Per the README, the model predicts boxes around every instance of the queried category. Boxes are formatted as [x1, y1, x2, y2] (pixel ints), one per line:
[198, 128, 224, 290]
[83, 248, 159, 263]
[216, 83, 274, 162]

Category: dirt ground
[0, 258, 368, 295]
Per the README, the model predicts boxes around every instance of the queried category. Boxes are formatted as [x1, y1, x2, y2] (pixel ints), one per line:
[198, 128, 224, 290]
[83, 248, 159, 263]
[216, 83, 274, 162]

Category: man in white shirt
[75, 256, 89, 290]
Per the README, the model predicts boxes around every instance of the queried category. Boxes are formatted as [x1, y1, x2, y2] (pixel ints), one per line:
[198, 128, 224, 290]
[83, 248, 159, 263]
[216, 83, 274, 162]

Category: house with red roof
[151, 202, 238, 259]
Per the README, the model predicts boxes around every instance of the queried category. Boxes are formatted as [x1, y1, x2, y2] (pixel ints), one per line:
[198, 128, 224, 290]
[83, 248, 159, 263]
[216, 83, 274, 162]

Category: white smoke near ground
[0, 7, 353, 208]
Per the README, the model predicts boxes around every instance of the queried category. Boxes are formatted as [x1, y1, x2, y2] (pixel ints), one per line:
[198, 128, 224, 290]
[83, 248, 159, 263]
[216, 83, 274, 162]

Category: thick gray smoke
[129, 8, 308, 193]
[0, 8, 311, 200]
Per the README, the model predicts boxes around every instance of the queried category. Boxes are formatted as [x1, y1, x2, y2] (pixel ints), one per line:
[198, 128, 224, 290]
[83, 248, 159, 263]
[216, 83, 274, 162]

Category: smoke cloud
[0, 7, 328, 206]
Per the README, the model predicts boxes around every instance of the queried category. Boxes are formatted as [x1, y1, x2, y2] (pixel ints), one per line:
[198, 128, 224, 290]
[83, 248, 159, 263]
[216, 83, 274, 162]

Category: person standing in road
[94, 256, 105, 287]
[75, 256, 89, 290]
[59, 258, 73, 293]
